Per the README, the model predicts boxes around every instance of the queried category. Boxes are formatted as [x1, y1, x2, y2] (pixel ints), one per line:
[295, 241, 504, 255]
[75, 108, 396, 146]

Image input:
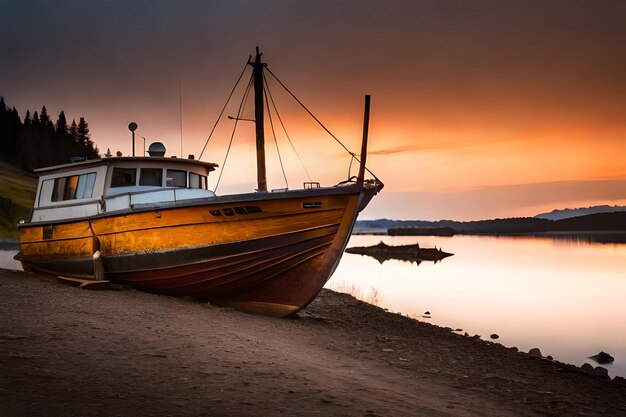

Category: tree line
[0, 96, 100, 171]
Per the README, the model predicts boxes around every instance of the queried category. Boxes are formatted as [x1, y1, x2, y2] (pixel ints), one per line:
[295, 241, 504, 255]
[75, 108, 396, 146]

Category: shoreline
[1, 268, 625, 416]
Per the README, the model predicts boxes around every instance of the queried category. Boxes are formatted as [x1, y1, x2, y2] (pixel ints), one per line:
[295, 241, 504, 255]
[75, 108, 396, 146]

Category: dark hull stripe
[143, 243, 330, 298]
[110, 229, 336, 295]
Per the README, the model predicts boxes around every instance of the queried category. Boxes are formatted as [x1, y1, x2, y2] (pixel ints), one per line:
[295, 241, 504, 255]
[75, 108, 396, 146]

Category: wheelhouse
[31, 157, 218, 223]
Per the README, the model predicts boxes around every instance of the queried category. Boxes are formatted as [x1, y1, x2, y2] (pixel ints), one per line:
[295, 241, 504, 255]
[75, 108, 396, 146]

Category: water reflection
[0, 246, 21, 270]
[327, 234, 626, 378]
[517, 231, 626, 244]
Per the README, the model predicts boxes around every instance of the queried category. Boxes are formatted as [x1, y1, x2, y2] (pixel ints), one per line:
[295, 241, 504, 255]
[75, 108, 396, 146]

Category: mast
[250, 47, 267, 192]
[357, 95, 371, 183]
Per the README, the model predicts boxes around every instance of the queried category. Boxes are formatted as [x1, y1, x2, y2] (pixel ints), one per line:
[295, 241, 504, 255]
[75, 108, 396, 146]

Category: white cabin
[30, 156, 218, 223]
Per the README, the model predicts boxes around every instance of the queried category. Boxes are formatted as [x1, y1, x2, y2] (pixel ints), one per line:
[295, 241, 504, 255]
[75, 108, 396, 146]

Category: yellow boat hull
[16, 185, 371, 316]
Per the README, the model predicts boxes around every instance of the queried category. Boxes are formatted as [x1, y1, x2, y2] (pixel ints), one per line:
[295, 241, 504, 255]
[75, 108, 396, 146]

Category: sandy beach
[1, 268, 625, 417]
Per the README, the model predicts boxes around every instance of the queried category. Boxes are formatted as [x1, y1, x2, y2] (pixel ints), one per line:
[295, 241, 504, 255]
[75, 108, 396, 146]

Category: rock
[546, 355, 553, 361]
[580, 363, 594, 373]
[592, 366, 609, 377]
[528, 348, 542, 358]
[589, 351, 614, 364]
[424, 311, 430, 315]
[490, 334, 499, 340]
[613, 376, 626, 385]
[464, 332, 469, 337]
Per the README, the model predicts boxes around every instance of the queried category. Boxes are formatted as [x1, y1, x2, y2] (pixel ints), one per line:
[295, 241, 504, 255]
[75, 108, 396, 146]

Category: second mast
[250, 47, 268, 192]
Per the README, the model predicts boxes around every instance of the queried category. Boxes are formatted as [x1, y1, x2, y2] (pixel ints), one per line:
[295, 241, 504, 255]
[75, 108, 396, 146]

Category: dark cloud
[369, 140, 472, 155]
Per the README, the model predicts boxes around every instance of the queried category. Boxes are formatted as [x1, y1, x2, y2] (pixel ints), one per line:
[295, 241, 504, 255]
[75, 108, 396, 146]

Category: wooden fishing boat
[15, 48, 383, 317]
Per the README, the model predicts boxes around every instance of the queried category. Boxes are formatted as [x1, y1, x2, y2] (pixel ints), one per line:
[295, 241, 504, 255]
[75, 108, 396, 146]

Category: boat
[14, 48, 383, 317]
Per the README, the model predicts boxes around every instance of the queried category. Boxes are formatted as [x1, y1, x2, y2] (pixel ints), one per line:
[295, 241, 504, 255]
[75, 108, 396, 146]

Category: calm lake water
[2, 235, 625, 377]
[326, 234, 626, 378]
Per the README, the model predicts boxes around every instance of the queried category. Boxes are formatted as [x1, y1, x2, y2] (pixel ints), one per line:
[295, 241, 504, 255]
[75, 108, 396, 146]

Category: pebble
[592, 367, 609, 377]
[580, 363, 594, 373]
[528, 348, 542, 358]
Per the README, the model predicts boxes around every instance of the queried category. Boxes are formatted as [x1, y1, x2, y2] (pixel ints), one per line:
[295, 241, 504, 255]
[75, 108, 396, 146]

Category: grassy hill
[0, 160, 37, 238]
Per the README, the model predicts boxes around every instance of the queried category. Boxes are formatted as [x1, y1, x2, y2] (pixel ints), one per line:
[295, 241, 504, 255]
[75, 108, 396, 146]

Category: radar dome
[147, 142, 166, 157]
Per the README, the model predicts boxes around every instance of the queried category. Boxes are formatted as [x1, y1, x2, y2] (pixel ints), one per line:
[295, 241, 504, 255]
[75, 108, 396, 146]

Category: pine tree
[77, 117, 89, 148]
[76, 117, 99, 159]
[69, 119, 78, 145]
[55, 111, 68, 135]
[0, 97, 10, 157]
[4, 107, 21, 159]
[39, 106, 51, 126]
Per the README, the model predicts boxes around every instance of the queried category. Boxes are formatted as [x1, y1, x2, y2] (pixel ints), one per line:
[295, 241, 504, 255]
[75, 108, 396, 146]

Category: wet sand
[1, 268, 625, 417]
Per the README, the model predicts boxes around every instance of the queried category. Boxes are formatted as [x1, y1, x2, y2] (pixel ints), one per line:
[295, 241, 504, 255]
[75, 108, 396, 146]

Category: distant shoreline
[353, 229, 626, 244]
[355, 211, 626, 242]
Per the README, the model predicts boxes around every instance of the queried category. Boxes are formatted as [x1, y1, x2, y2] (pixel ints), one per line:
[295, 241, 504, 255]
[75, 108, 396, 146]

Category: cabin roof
[34, 156, 219, 175]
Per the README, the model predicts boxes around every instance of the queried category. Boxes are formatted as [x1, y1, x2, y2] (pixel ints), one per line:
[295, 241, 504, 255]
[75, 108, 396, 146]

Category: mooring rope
[199, 59, 250, 160]
[263, 73, 312, 182]
[263, 82, 289, 189]
[265, 67, 380, 181]
[213, 74, 254, 193]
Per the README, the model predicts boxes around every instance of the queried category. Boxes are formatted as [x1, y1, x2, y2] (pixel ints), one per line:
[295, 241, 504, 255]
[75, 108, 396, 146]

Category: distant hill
[355, 212, 626, 236]
[534, 205, 626, 221]
[0, 160, 37, 238]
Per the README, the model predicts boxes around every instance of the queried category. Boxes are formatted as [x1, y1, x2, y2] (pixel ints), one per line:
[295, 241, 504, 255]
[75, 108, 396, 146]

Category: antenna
[179, 73, 183, 158]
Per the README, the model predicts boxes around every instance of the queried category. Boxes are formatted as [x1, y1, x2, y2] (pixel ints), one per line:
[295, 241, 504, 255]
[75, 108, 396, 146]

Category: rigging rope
[213, 74, 254, 193]
[263, 73, 313, 182]
[265, 67, 380, 181]
[198, 59, 250, 160]
[263, 82, 289, 189]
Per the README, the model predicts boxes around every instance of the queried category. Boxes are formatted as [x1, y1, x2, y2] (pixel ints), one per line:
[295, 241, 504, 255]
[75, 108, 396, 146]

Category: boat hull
[16, 184, 371, 316]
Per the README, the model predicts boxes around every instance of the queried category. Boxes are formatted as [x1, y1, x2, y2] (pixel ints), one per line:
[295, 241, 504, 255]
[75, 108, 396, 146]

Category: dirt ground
[1, 268, 625, 417]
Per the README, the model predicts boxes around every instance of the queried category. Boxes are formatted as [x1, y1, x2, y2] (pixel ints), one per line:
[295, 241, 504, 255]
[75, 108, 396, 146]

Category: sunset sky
[1, 0, 625, 220]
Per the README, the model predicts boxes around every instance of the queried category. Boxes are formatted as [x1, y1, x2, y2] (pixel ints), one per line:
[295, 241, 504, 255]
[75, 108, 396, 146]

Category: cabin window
[75, 173, 97, 199]
[52, 176, 75, 201]
[189, 172, 207, 189]
[111, 168, 136, 187]
[139, 168, 163, 186]
[166, 169, 187, 187]
[50, 172, 97, 202]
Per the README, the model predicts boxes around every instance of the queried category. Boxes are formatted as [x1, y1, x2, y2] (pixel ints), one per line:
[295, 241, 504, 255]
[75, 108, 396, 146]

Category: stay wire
[263, 82, 289, 189]
[213, 74, 254, 193]
[265, 67, 380, 181]
[199, 58, 250, 160]
[263, 73, 312, 182]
